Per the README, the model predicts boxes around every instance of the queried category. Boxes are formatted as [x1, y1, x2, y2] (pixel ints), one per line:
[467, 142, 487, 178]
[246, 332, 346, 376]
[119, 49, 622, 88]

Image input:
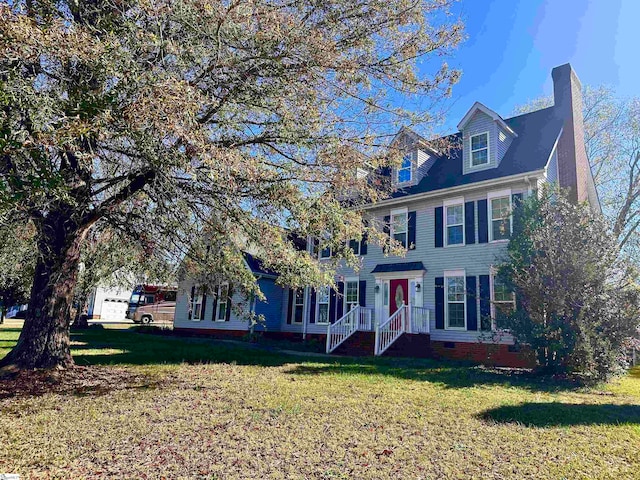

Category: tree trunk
[0, 213, 88, 369]
[0, 306, 4, 324]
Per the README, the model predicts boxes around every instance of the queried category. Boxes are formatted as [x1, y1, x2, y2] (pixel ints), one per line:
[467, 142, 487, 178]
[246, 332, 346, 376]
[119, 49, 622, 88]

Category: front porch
[325, 304, 431, 356]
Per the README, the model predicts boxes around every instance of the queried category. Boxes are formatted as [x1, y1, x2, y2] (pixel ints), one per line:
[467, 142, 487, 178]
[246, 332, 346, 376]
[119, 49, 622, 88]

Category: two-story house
[173, 63, 599, 367]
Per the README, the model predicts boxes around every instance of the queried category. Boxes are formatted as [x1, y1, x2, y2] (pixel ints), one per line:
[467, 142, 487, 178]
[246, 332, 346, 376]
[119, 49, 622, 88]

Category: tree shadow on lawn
[480, 402, 640, 427]
[65, 328, 586, 393]
[0, 326, 593, 395]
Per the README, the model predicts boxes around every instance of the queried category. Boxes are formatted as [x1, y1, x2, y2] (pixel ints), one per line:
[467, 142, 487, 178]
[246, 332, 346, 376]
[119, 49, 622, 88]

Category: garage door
[101, 298, 129, 321]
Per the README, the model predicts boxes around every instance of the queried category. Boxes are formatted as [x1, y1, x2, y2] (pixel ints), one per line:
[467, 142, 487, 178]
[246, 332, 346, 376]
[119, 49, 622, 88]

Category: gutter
[358, 170, 546, 210]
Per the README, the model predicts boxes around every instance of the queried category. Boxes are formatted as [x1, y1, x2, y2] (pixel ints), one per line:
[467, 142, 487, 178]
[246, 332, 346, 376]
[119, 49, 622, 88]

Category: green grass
[1, 322, 639, 479]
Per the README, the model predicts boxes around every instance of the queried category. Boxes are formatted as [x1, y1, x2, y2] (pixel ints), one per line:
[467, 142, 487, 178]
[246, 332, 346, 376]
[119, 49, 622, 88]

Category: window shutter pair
[434, 276, 478, 331]
[477, 193, 524, 243]
[435, 204, 475, 247]
[383, 212, 416, 251]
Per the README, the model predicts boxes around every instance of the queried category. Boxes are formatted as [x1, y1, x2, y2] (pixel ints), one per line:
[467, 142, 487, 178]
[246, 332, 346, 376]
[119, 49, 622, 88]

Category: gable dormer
[389, 127, 436, 187]
[458, 102, 517, 175]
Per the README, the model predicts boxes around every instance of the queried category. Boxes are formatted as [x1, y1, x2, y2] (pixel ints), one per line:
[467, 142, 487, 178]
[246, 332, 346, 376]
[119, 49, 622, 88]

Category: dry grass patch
[0, 325, 639, 479]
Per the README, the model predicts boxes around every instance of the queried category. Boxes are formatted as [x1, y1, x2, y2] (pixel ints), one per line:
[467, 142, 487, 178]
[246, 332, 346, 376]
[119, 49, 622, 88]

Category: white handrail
[410, 306, 430, 334]
[326, 307, 360, 353]
[358, 307, 375, 331]
[374, 304, 407, 356]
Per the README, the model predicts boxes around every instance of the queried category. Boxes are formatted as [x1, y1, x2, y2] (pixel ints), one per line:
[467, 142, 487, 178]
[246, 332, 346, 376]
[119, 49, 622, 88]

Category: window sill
[445, 326, 467, 331]
[489, 239, 509, 244]
[444, 243, 465, 248]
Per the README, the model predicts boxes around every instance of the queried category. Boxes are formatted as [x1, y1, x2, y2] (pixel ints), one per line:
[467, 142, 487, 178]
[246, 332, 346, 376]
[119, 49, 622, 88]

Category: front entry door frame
[374, 270, 425, 323]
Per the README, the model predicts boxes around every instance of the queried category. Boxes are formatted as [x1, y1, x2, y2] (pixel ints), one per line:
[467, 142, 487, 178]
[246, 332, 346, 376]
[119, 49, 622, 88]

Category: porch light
[416, 283, 421, 292]
[375, 285, 380, 294]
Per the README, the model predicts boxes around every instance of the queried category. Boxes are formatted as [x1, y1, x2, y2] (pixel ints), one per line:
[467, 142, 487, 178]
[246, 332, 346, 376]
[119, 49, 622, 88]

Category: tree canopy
[0, 0, 464, 368]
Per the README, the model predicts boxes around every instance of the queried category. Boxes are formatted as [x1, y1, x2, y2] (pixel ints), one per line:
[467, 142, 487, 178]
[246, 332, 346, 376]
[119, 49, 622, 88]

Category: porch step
[382, 333, 431, 358]
[332, 331, 375, 356]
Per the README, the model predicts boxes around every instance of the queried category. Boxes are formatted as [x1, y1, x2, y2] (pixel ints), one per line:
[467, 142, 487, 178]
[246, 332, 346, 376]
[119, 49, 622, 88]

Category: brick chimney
[552, 63, 590, 203]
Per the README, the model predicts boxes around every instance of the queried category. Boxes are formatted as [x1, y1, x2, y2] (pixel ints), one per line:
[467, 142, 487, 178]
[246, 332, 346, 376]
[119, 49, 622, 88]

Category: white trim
[489, 270, 516, 331]
[190, 289, 204, 322]
[214, 283, 230, 322]
[395, 152, 414, 185]
[444, 197, 465, 247]
[372, 270, 425, 281]
[315, 286, 331, 325]
[444, 271, 466, 331]
[390, 207, 409, 248]
[291, 288, 305, 324]
[488, 189, 513, 243]
[469, 131, 490, 168]
[457, 102, 518, 137]
[355, 171, 545, 210]
[343, 277, 360, 316]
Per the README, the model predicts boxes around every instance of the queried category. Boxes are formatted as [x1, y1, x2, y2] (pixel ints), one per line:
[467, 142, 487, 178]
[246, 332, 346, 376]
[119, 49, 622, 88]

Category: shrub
[498, 188, 640, 382]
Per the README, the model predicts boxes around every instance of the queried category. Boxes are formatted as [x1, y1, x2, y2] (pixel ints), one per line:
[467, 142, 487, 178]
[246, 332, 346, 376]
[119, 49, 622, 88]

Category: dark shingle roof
[244, 252, 278, 277]
[390, 107, 562, 198]
[371, 261, 426, 273]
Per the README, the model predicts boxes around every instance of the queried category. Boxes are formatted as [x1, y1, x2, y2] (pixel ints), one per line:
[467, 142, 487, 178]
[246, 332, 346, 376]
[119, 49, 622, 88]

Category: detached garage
[87, 286, 131, 322]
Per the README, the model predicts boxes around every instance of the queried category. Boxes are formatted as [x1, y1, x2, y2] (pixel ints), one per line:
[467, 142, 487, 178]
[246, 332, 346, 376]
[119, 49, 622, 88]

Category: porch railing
[358, 307, 375, 331]
[374, 305, 407, 356]
[326, 307, 360, 353]
[410, 306, 430, 334]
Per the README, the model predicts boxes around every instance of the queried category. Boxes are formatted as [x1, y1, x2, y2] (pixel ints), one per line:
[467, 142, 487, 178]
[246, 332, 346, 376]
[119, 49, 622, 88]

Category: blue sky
[424, 0, 639, 133]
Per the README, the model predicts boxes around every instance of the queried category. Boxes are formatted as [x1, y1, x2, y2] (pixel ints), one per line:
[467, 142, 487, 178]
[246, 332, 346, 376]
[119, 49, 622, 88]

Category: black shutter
[464, 201, 475, 245]
[188, 285, 195, 320]
[477, 199, 488, 243]
[408, 211, 416, 250]
[349, 239, 359, 254]
[435, 207, 443, 248]
[201, 288, 208, 321]
[309, 288, 316, 324]
[329, 287, 337, 323]
[512, 193, 524, 236]
[479, 275, 491, 331]
[225, 286, 232, 321]
[211, 287, 218, 321]
[359, 280, 366, 307]
[286, 288, 294, 324]
[466, 276, 477, 331]
[435, 277, 444, 329]
[383, 215, 390, 253]
[360, 229, 368, 255]
[336, 282, 344, 319]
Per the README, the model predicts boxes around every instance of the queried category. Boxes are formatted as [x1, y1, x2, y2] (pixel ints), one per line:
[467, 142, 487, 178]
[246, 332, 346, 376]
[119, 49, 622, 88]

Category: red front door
[389, 279, 408, 315]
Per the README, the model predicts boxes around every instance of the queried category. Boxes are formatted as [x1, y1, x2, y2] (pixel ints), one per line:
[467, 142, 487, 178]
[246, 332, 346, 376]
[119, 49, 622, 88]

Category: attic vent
[499, 131, 506, 142]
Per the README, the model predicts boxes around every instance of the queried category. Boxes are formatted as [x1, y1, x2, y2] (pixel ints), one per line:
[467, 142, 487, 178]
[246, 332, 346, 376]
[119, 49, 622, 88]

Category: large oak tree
[0, 0, 463, 368]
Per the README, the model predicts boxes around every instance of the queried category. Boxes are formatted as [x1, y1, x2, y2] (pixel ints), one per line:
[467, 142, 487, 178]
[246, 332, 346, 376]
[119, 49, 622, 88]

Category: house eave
[356, 170, 546, 210]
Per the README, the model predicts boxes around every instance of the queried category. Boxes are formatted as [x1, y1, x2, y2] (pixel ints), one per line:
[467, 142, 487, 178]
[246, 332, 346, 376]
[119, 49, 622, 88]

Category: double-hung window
[345, 279, 359, 313]
[470, 132, 489, 166]
[490, 195, 512, 241]
[191, 288, 203, 321]
[292, 288, 305, 324]
[445, 272, 466, 329]
[445, 199, 464, 246]
[317, 286, 330, 324]
[215, 284, 229, 321]
[348, 239, 360, 255]
[492, 275, 515, 329]
[391, 208, 408, 248]
[397, 154, 412, 183]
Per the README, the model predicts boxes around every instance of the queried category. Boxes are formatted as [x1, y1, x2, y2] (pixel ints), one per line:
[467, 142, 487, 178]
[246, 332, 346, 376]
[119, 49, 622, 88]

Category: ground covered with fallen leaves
[1, 323, 639, 479]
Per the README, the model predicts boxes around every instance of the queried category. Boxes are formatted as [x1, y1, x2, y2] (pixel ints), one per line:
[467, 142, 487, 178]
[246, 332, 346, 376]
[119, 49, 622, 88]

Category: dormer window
[397, 154, 412, 183]
[470, 132, 489, 167]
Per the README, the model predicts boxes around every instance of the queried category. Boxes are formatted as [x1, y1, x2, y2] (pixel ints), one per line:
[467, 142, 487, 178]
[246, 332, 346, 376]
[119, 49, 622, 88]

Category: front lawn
[1, 324, 639, 479]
